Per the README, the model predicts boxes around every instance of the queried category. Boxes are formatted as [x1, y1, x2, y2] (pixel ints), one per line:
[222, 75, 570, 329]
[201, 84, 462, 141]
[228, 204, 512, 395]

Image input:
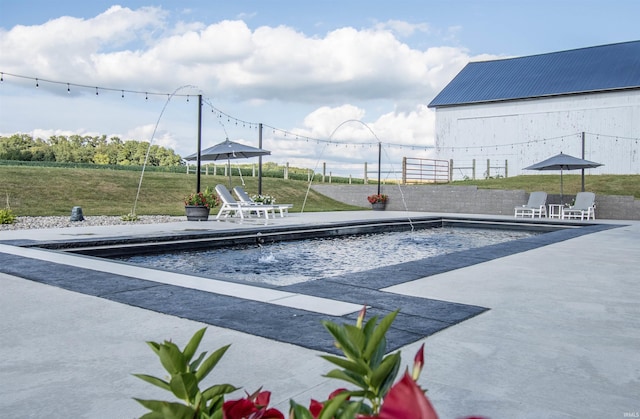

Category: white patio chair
[215, 184, 271, 219]
[233, 186, 293, 217]
[514, 191, 548, 218]
[562, 192, 596, 220]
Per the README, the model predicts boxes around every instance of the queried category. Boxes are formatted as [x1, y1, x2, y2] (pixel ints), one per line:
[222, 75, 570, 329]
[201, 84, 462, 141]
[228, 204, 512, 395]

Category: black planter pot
[185, 205, 210, 221]
[371, 202, 386, 211]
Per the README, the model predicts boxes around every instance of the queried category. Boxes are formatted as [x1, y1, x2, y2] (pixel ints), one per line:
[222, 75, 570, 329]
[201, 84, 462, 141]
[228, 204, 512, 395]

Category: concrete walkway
[0, 211, 638, 418]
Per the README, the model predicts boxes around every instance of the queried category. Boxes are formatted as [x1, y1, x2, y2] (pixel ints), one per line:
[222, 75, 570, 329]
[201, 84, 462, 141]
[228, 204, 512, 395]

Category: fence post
[329, 172, 332, 184]
[284, 162, 289, 180]
[205, 165, 209, 176]
[186, 165, 190, 175]
[401, 157, 407, 185]
[349, 174, 352, 184]
[252, 164, 256, 177]
[322, 162, 326, 183]
[364, 162, 368, 184]
[486, 159, 490, 178]
[449, 159, 453, 181]
[472, 159, 476, 180]
[505, 160, 508, 178]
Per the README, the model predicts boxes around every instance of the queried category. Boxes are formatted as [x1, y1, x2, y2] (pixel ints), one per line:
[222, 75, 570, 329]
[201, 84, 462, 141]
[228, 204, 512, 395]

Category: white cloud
[0, 6, 501, 175]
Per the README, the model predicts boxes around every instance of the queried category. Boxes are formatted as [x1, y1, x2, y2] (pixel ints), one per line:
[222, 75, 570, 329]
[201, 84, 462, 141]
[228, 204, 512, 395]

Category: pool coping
[0, 215, 622, 354]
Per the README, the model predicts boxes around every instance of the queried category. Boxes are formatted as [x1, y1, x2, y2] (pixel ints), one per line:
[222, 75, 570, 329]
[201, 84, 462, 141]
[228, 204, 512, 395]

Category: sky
[1, 0, 639, 178]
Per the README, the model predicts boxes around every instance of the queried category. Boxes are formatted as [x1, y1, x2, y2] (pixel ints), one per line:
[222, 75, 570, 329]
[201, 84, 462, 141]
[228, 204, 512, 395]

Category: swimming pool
[115, 227, 538, 286]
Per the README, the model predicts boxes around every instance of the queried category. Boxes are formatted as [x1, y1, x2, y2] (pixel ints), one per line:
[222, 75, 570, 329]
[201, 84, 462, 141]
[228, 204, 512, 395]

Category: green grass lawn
[452, 174, 640, 198]
[1, 165, 638, 216]
[0, 165, 363, 216]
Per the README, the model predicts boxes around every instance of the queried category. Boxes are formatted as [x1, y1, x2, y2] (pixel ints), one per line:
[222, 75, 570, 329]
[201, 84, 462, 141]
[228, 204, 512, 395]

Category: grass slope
[1, 165, 638, 216]
[0, 166, 363, 216]
[453, 174, 640, 198]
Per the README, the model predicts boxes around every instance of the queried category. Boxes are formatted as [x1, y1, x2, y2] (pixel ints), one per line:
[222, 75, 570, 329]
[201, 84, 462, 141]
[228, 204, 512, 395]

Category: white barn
[428, 41, 640, 180]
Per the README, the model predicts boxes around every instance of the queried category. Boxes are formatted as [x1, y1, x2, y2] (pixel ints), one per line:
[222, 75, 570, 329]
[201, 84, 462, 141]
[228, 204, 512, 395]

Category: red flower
[309, 399, 323, 418]
[359, 372, 438, 419]
[223, 390, 284, 419]
[307, 389, 350, 418]
[412, 344, 425, 380]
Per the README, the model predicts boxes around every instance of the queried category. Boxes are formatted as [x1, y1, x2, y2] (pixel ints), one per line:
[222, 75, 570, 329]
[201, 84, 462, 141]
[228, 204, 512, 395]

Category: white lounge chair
[215, 184, 272, 220]
[233, 186, 293, 217]
[562, 192, 596, 220]
[514, 191, 547, 218]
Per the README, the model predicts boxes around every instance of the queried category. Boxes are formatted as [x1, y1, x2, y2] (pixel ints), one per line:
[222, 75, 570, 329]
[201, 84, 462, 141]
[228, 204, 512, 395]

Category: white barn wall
[433, 90, 640, 179]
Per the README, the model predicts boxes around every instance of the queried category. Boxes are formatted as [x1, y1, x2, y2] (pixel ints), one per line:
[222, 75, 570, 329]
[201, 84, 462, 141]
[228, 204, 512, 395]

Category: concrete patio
[0, 211, 638, 418]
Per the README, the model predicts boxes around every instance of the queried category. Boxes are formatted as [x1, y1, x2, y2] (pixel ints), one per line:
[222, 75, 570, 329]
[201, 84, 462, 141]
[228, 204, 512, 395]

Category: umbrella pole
[560, 168, 564, 205]
[227, 158, 232, 188]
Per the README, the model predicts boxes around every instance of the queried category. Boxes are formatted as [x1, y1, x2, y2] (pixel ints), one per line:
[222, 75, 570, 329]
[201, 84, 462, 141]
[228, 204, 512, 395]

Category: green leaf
[319, 355, 369, 376]
[289, 400, 315, 419]
[322, 321, 360, 360]
[195, 344, 231, 382]
[378, 355, 401, 398]
[158, 342, 187, 375]
[343, 324, 366, 353]
[183, 328, 206, 363]
[363, 310, 398, 360]
[189, 351, 207, 372]
[146, 341, 161, 356]
[169, 372, 199, 401]
[362, 316, 378, 340]
[324, 369, 367, 389]
[134, 398, 195, 417]
[370, 352, 401, 391]
[139, 412, 165, 419]
[158, 401, 198, 419]
[202, 383, 238, 400]
[132, 373, 171, 392]
[368, 335, 386, 370]
[337, 401, 367, 418]
[318, 392, 350, 419]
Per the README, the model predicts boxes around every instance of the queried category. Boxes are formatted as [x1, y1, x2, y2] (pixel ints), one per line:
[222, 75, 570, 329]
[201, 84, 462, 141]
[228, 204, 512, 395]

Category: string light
[3, 71, 637, 157]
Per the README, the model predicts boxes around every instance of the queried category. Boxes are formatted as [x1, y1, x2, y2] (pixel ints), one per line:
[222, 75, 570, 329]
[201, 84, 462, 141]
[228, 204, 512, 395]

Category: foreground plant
[133, 328, 238, 419]
[135, 307, 484, 418]
[289, 307, 438, 418]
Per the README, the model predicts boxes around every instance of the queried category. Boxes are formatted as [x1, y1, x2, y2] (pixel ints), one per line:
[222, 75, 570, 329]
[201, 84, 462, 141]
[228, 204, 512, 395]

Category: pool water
[116, 227, 538, 286]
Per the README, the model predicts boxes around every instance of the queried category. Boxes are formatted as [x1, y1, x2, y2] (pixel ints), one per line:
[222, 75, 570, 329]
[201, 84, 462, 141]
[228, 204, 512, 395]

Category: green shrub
[0, 207, 16, 224]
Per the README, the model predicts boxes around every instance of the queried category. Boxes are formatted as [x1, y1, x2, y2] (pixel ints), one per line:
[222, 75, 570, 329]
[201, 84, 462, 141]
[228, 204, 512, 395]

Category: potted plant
[184, 186, 219, 221]
[367, 193, 388, 211]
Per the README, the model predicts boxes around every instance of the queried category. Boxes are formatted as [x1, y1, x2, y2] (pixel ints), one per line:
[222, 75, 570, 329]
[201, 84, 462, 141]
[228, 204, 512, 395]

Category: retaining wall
[311, 184, 640, 220]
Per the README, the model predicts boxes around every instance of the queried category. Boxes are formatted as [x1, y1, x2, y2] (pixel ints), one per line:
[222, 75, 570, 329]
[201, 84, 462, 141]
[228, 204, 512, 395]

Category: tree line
[0, 134, 183, 166]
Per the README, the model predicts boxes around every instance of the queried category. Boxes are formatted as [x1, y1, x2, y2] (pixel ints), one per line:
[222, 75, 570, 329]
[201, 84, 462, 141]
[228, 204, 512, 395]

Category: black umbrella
[524, 152, 603, 203]
[184, 139, 271, 188]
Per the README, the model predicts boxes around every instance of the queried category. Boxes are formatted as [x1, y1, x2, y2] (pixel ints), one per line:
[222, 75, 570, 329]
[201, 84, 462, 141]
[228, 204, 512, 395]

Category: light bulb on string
[1, 72, 4, 83]
[67, 83, 70, 94]
[187, 95, 189, 102]
[121, 90, 124, 98]
[36, 78, 39, 88]
[95, 87, 99, 96]
[145, 92, 148, 100]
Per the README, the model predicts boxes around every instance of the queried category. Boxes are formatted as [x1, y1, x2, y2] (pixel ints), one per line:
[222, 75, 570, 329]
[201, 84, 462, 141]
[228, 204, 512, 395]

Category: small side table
[548, 204, 564, 219]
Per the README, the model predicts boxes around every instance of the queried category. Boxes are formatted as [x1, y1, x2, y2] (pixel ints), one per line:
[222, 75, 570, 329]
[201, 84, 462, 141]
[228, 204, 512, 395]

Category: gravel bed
[0, 215, 184, 231]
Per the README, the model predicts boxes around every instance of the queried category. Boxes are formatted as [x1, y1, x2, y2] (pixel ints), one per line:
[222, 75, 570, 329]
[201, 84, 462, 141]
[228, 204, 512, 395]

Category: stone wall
[311, 184, 640, 220]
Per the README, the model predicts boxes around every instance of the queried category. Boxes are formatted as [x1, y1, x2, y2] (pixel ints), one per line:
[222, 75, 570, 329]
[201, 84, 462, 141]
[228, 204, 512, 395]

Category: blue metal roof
[428, 41, 640, 108]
